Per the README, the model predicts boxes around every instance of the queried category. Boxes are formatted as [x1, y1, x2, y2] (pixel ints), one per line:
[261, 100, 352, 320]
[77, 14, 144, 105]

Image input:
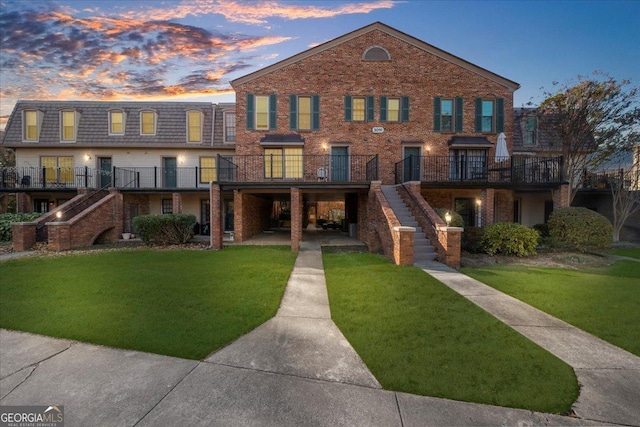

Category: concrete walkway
[1, 247, 638, 425]
[415, 259, 640, 427]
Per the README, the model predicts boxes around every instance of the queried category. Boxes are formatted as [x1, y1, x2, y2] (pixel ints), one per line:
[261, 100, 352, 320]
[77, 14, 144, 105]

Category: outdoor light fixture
[178, 155, 185, 164]
[56, 211, 62, 220]
[476, 198, 482, 206]
[85, 154, 92, 161]
[444, 211, 452, 226]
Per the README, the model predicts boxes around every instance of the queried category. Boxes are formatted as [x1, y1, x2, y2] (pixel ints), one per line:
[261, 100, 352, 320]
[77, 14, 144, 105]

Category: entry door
[330, 147, 349, 182]
[99, 157, 112, 188]
[403, 147, 421, 182]
[163, 157, 177, 188]
[455, 198, 475, 227]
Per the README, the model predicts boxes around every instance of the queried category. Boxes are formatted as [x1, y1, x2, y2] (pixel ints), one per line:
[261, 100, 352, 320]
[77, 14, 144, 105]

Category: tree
[609, 145, 640, 242]
[538, 73, 640, 202]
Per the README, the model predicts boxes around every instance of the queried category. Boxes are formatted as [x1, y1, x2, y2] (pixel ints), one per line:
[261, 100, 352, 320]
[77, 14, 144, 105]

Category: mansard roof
[232, 22, 520, 91]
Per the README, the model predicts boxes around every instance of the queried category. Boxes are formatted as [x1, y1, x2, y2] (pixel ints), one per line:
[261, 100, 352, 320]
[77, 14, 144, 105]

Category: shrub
[480, 222, 539, 257]
[533, 223, 551, 246]
[434, 208, 464, 227]
[547, 207, 612, 252]
[133, 214, 196, 245]
[462, 227, 484, 253]
[0, 212, 42, 241]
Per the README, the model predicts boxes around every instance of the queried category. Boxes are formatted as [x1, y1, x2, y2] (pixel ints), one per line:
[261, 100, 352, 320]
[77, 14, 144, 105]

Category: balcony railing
[580, 168, 637, 190]
[394, 155, 565, 185]
[1, 154, 379, 190]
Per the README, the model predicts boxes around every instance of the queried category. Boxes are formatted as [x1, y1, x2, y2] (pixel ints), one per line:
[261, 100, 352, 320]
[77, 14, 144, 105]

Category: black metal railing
[394, 156, 565, 185]
[580, 168, 636, 190]
[0, 166, 96, 189]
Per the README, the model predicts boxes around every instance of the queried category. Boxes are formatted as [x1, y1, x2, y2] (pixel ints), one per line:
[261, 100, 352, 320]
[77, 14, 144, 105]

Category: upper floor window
[22, 110, 41, 141]
[363, 46, 391, 61]
[224, 111, 236, 143]
[109, 110, 125, 135]
[524, 116, 537, 145]
[434, 97, 463, 132]
[475, 98, 504, 133]
[264, 147, 303, 179]
[246, 93, 276, 130]
[187, 110, 203, 143]
[60, 110, 78, 142]
[200, 157, 217, 182]
[380, 96, 409, 123]
[344, 96, 374, 122]
[290, 94, 320, 131]
[140, 110, 156, 135]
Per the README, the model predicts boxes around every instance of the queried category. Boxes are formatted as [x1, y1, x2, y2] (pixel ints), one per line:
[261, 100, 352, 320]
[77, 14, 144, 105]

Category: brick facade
[233, 191, 272, 242]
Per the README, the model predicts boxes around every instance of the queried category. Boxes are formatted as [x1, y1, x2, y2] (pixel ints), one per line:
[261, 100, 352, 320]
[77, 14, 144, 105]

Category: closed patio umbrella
[495, 132, 509, 162]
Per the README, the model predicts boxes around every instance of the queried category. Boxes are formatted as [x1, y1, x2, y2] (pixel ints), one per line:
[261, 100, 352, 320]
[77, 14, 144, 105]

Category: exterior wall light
[444, 211, 452, 226]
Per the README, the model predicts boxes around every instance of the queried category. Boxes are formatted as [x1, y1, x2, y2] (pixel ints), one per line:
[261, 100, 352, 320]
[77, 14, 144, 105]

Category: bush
[0, 212, 42, 241]
[547, 207, 612, 252]
[462, 227, 484, 253]
[434, 208, 464, 227]
[133, 214, 196, 245]
[480, 222, 539, 257]
[533, 223, 551, 246]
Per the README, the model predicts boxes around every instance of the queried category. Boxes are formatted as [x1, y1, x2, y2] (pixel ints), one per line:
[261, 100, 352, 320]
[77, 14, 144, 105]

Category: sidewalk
[1, 247, 638, 426]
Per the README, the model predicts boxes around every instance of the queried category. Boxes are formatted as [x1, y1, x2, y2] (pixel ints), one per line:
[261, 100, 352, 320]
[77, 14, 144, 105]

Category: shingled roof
[2, 101, 225, 148]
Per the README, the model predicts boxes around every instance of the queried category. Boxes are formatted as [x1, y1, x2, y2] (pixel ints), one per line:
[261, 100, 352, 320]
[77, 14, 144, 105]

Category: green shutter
[246, 93, 254, 130]
[455, 97, 463, 132]
[269, 94, 277, 130]
[496, 98, 504, 133]
[366, 96, 374, 122]
[433, 97, 441, 132]
[312, 95, 320, 130]
[475, 98, 482, 132]
[289, 94, 297, 130]
[401, 96, 410, 122]
[344, 96, 352, 122]
[379, 96, 387, 122]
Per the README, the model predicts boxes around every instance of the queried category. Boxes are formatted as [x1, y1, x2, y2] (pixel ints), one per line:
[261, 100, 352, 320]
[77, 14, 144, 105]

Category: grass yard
[0, 247, 297, 360]
[607, 248, 640, 259]
[323, 252, 578, 414]
[462, 261, 640, 357]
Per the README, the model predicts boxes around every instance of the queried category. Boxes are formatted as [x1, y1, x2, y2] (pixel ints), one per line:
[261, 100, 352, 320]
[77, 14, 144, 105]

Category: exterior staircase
[381, 185, 437, 263]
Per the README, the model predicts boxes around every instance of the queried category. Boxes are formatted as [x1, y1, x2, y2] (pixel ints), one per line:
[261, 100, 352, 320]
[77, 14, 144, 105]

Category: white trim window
[140, 110, 157, 135]
[22, 110, 42, 142]
[60, 110, 79, 142]
[109, 109, 126, 135]
[224, 111, 236, 143]
[187, 110, 203, 143]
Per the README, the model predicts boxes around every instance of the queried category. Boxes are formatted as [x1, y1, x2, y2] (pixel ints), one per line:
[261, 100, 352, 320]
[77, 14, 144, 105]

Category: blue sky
[1, 0, 638, 129]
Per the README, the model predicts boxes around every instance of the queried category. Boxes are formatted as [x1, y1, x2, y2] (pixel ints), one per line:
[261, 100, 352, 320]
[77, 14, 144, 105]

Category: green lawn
[462, 261, 640, 357]
[0, 247, 297, 359]
[607, 248, 640, 259]
[323, 252, 578, 414]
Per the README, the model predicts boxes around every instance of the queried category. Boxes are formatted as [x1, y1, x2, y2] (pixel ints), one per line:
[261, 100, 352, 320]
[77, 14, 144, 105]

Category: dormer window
[60, 110, 79, 142]
[524, 116, 537, 145]
[22, 110, 42, 142]
[363, 46, 391, 61]
[187, 110, 203, 143]
[140, 110, 156, 135]
[109, 110, 126, 135]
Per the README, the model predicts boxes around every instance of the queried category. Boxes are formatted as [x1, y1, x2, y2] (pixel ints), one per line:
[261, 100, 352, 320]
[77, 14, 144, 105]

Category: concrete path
[415, 260, 640, 427]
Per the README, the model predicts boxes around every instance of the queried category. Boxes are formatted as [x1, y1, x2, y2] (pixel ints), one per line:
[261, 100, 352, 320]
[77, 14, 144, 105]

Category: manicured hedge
[0, 212, 42, 241]
[462, 227, 484, 253]
[133, 214, 196, 245]
[548, 207, 612, 252]
[480, 222, 539, 257]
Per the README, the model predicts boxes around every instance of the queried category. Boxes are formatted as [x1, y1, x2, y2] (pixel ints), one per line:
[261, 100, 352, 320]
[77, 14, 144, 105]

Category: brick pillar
[291, 188, 302, 252]
[437, 225, 463, 269]
[172, 193, 182, 214]
[552, 184, 571, 209]
[12, 222, 37, 252]
[17, 193, 32, 213]
[48, 222, 71, 251]
[233, 190, 243, 243]
[110, 189, 124, 238]
[481, 188, 495, 226]
[210, 184, 223, 249]
[393, 226, 415, 266]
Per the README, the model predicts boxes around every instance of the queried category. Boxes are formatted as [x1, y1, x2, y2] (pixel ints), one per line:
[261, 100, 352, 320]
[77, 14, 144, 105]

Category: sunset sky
[1, 0, 638, 129]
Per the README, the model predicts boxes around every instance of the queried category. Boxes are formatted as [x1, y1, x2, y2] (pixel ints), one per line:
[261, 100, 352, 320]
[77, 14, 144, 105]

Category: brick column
[172, 193, 182, 214]
[393, 226, 414, 266]
[12, 222, 37, 252]
[436, 225, 463, 269]
[291, 188, 302, 252]
[481, 188, 495, 226]
[552, 184, 570, 209]
[17, 193, 32, 213]
[233, 190, 243, 243]
[48, 222, 71, 251]
[210, 184, 223, 249]
[110, 189, 124, 238]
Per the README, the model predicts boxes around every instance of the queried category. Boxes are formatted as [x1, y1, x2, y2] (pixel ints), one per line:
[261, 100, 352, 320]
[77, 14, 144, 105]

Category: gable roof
[232, 22, 520, 91]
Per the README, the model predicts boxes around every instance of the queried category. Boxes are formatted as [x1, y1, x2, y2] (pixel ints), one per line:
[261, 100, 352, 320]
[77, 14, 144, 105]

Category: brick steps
[381, 185, 437, 263]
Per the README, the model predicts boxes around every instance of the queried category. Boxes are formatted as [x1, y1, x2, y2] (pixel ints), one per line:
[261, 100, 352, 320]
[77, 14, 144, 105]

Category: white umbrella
[495, 132, 509, 163]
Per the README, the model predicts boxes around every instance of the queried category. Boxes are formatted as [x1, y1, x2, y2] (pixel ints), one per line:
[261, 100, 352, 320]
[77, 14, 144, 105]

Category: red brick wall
[210, 185, 223, 249]
[291, 188, 301, 252]
[234, 191, 272, 242]
[233, 29, 515, 185]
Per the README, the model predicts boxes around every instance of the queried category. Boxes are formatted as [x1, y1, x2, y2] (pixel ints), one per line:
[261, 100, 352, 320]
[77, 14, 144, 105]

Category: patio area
[231, 227, 366, 248]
